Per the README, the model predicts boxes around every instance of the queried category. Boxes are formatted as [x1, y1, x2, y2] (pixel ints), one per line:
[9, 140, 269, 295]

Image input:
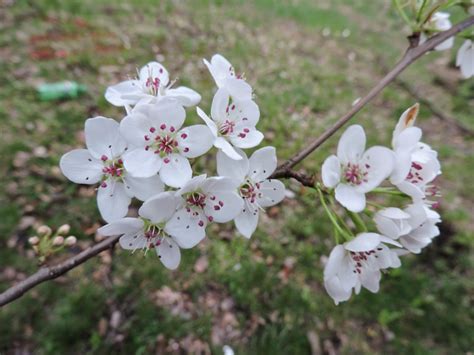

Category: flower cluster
[60, 55, 285, 269]
[419, 10, 473, 79]
[321, 103, 442, 304]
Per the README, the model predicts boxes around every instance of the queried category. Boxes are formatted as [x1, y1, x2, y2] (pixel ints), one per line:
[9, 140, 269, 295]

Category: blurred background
[0, 0, 473, 353]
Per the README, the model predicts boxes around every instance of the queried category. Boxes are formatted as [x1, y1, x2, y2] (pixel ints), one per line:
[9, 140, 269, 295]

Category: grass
[0, 0, 473, 353]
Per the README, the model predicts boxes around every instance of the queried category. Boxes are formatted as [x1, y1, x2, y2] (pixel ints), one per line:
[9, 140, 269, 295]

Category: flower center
[239, 181, 260, 204]
[219, 120, 235, 135]
[144, 125, 179, 159]
[186, 192, 207, 209]
[100, 156, 125, 187]
[142, 219, 167, 249]
[406, 161, 424, 185]
[349, 248, 382, 274]
[343, 163, 368, 185]
[145, 76, 161, 96]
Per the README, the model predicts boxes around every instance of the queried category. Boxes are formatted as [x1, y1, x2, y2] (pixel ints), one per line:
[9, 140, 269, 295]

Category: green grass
[0, 0, 473, 353]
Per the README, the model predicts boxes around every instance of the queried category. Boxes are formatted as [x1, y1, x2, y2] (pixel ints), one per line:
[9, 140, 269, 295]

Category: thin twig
[0, 235, 120, 307]
[273, 15, 474, 176]
[0, 16, 473, 308]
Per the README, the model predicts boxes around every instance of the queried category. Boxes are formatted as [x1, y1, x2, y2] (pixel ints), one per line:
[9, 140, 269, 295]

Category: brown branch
[0, 235, 120, 307]
[273, 15, 474, 177]
[0, 16, 473, 308]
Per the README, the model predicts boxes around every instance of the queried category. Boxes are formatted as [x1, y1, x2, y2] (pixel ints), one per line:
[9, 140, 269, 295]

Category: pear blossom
[390, 104, 441, 201]
[321, 125, 395, 212]
[98, 192, 182, 269]
[120, 100, 214, 188]
[376, 203, 441, 254]
[203, 54, 253, 101]
[324, 233, 402, 305]
[60, 117, 164, 222]
[166, 175, 244, 249]
[197, 88, 263, 160]
[420, 12, 453, 51]
[105, 61, 201, 110]
[216, 147, 286, 238]
[456, 40, 474, 79]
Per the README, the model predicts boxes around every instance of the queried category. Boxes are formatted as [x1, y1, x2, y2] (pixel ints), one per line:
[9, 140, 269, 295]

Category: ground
[0, 0, 473, 354]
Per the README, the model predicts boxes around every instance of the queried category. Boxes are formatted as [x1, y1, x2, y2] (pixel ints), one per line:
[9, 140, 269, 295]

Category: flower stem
[316, 185, 352, 241]
[348, 211, 368, 233]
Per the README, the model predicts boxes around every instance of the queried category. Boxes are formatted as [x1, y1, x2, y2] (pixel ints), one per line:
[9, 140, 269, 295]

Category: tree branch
[273, 15, 474, 176]
[0, 235, 120, 307]
[0, 16, 472, 308]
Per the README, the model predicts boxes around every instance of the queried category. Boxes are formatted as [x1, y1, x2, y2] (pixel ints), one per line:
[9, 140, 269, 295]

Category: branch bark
[1, 16, 473, 308]
[0, 235, 120, 307]
[273, 15, 474, 176]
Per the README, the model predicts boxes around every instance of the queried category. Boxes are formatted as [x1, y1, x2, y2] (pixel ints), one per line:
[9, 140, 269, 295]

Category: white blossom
[105, 61, 201, 110]
[203, 54, 253, 101]
[98, 192, 182, 269]
[456, 40, 474, 79]
[60, 117, 164, 222]
[120, 99, 214, 188]
[217, 147, 286, 238]
[376, 203, 441, 254]
[420, 12, 453, 51]
[166, 175, 244, 249]
[390, 104, 441, 201]
[321, 125, 395, 212]
[196, 88, 263, 160]
[324, 233, 402, 305]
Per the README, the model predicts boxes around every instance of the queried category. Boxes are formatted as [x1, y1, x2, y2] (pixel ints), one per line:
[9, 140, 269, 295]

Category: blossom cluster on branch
[320, 104, 442, 304]
[60, 55, 285, 270]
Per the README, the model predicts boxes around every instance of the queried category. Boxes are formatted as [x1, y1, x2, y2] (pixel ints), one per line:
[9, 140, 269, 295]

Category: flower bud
[65, 236, 77, 246]
[52, 236, 64, 246]
[57, 224, 71, 235]
[28, 236, 40, 245]
[37, 225, 52, 236]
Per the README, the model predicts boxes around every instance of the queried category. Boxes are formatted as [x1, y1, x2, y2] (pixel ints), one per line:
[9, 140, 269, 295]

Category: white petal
[196, 107, 218, 137]
[85, 117, 126, 159]
[392, 103, 419, 145]
[360, 269, 381, 293]
[335, 184, 366, 212]
[159, 154, 192, 188]
[123, 148, 162, 178]
[227, 98, 260, 126]
[157, 237, 181, 270]
[224, 78, 252, 101]
[248, 146, 277, 181]
[202, 177, 243, 223]
[165, 208, 207, 249]
[98, 218, 144, 236]
[337, 125, 366, 164]
[324, 245, 346, 279]
[393, 126, 422, 152]
[176, 174, 207, 196]
[204, 54, 233, 87]
[234, 204, 259, 238]
[123, 174, 164, 201]
[345, 233, 381, 252]
[138, 191, 182, 223]
[211, 88, 230, 122]
[97, 181, 131, 223]
[60, 149, 103, 184]
[229, 127, 264, 149]
[357, 146, 395, 193]
[105, 80, 142, 107]
[214, 137, 242, 160]
[216, 148, 249, 181]
[396, 181, 425, 200]
[324, 276, 352, 305]
[374, 214, 401, 239]
[166, 86, 201, 107]
[177, 125, 214, 158]
[119, 111, 154, 148]
[390, 150, 412, 185]
[322, 155, 341, 188]
[119, 232, 146, 251]
[134, 101, 186, 132]
[257, 179, 286, 207]
[138, 61, 169, 87]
